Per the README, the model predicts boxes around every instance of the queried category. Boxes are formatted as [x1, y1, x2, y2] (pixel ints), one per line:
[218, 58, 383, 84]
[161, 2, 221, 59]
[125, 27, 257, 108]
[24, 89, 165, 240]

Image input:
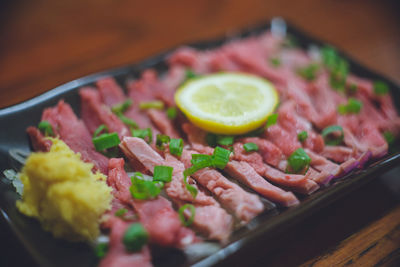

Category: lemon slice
[175, 72, 279, 135]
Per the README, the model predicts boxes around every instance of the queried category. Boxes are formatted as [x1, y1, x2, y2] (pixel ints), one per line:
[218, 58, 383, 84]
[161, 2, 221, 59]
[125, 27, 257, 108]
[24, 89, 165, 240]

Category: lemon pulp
[175, 72, 279, 135]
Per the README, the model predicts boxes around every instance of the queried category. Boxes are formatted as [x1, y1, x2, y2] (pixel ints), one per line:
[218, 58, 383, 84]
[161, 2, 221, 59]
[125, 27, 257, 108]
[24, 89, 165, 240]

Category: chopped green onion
[373, 81, 389, 95]
[185, 69, 199, 80]
[205, 133, 217, 147]
[156, 134, 170, 150]
[166, 107, 177, 119]
[212, 146, 231, 169]
[320, 46, 350, 91]
[383, 131, 395, 145]
[130, 172, 161, 200]
[118, 114, 139, 129]
[178, 204, 196, 227]
[139, 100, 164, 110]
[93, 124, 108, 138]
[338, 98, 363, 115]
[169, 138, 183, 156]
[266, 113, 278, 128]
[330, 58, 349, 91]
[190, 154, 213, 166]
[92, 132, 121, 151]
[123, 223, 149, 252]
[132, 128, 152, 144]
[95, 243, 109, 258]
[269, 58, 281, 67]
[322, 125, 344, 146]
[115, 208, 128, 218]
[217, 135, 234, 146]
[243, 142, 259, 152]
[321, 46, 338, 69]
[297, 64, 319, 81]
[182, 146, 231, 198]
[38, 121, 54, 136]
[153, 165, 173, 183]
[297, 131, 308, 142]
[287, 148, 311, 174]
[111, 99, 132, 114]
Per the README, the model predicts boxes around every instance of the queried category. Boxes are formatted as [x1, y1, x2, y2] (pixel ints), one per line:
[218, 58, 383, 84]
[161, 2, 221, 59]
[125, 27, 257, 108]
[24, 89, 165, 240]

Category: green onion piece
[111, 99, 133, 114]
[178, 204, 196, 227]
[153, 165, 173, 183]
[321, 46, 338, 69]
[185, 69, 199, 80]
[123, 223, 149, 252]
[115, 208, 128, 218]
[269, 58, 281, 67]
[297, 131, 308, 142]
[330, 59, 349, 91]
[92, 132, 121, 151]
[217, 135, 234, 146]
[166, 107, 177, 120]
[169, 138, 183, 156]
[182, 170, 198, 199]
[95, 243, 109, 258]
[243, 142, 259, 152]
[191, 154, 212, 165]
[266, 113, 278, 128]
[212, 146, 231, 169]
[130, 172, 161, 200]
[373, 81, 389, 95]
[297, 64, 319, 81]
[139, 100, 164, 110]
[118, 114, 139, 129]
[321, 125, 344, 146]
[342, 98, 363, 115]
[206, 133, 217, 147]
[383, 131, 395, 145]
[38, 121, 54, 137]
[287, 148, 311, 174]
[156, 134, 170, 150]
[93, 124, 108, 138]
[132, 128, 152, 144]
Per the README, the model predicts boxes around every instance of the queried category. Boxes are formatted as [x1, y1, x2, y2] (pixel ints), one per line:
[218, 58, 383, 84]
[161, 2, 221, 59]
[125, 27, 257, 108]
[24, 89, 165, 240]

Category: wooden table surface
[1, 0, 399, 266]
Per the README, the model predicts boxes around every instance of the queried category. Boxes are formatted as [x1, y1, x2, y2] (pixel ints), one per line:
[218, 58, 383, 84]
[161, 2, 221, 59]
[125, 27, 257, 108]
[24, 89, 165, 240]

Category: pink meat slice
[321, 146, 356, 163]
[79, 87, 130, 138]
[277, 101, 325, 153]
[182, 123, 316, 195]
[305, 149, 342, 177]
[96, 77, 126, 107]
[41, 100, 108, 174]
[108, 158, 195, 247]
[181, 149, 264, 223]
[119, 137, 233, 242]
[224, 160, 299, 207]
[99, 217, 152, 267]
[26, 126, 52, 152]
[265, 124, 302, 157]
[237, 137, 284, 167]
[164, 154, 234, 242]
[147, 109, 181, 139]
[161, 65, 187, 91]
[262, 164, 319, 195]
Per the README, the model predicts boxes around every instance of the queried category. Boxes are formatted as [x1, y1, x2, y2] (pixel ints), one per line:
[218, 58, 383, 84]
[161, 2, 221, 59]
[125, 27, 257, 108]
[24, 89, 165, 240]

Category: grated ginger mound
[16, 138, 112, 241]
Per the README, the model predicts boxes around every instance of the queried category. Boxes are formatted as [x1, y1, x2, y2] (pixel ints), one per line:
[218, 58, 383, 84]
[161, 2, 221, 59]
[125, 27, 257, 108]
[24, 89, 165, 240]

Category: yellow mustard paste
[16, 138, 112, 241]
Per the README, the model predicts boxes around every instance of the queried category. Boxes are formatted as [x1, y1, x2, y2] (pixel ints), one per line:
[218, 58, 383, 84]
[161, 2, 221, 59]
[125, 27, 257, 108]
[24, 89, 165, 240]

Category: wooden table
[1, 0, 399, 266]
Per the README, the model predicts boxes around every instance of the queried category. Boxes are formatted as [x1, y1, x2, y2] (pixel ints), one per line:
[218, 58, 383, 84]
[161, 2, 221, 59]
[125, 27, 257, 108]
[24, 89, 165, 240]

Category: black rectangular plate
[1, 18, 400, 267]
